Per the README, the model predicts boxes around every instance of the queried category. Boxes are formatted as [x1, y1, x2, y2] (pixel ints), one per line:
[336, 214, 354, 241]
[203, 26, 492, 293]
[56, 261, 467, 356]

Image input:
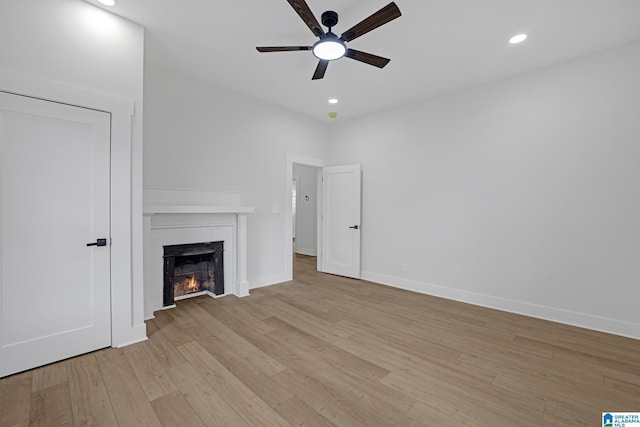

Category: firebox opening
[173, 252, 215, 298]
[163, 241, 224, 307]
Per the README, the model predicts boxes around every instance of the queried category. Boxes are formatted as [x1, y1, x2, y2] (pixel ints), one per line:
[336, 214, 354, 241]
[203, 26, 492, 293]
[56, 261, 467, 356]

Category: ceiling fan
[256, 1, 401, 80]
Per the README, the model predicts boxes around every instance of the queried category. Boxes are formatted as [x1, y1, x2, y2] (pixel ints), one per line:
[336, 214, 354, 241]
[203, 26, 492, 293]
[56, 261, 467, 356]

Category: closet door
[0, 92, 111, 378]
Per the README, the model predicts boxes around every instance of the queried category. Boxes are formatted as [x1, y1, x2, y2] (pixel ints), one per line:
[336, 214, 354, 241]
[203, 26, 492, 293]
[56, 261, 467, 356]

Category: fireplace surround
[143, 189, 254, 319]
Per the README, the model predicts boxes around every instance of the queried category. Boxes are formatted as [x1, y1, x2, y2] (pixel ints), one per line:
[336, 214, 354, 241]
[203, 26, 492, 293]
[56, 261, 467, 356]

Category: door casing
[285, 153, 362, 280]
[0, 68, 147, 350]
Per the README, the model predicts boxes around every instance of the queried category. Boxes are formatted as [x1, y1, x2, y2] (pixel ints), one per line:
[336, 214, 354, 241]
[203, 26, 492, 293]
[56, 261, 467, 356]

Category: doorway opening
[285, 154, 362, 281]
[292, 163, 321, 278]
[285, 154, 327, 280]
[292, 163, 320, 278]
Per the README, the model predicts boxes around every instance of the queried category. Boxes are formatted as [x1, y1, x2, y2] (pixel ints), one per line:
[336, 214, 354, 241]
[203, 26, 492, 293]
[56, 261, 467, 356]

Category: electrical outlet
[399, 262, 407, 272]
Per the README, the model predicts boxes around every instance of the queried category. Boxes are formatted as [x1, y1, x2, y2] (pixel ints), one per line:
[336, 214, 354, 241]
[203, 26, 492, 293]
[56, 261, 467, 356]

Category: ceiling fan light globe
[313, 40, 346, 61]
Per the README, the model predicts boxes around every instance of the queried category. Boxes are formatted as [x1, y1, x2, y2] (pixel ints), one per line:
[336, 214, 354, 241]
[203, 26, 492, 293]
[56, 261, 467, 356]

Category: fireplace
[163, 241, 224, 307]
[143, 189, 254, 318]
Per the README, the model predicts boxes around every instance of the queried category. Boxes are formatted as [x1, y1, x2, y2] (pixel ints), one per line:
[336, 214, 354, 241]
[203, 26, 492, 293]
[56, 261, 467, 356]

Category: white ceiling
[93, 0, 640, 122]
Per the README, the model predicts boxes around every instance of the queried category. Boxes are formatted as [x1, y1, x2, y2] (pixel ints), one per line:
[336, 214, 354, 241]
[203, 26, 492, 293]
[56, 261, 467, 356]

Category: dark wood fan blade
[345, 49, 390, 68]
[286, 0, 324, 37]
[340, 2, 401, 42]
[256, 46, 312, 52]
[312, 60, 329, 80]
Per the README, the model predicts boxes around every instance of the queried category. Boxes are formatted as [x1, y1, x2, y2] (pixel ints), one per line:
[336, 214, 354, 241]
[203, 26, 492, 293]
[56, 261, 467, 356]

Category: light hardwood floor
[2, 254, 639, 426]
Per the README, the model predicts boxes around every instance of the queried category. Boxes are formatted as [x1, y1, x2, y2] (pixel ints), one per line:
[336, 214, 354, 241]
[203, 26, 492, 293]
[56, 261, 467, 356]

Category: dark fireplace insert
[163, 241, 224, 306]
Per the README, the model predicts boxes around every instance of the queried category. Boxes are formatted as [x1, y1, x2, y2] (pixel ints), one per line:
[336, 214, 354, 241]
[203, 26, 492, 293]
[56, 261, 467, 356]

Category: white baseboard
[249, 272, 292, 290]
[113, 335, 148, 348]
[362, 271, 640, 340]
[295, 248, 317, 256]
[112, 323, 149, 347]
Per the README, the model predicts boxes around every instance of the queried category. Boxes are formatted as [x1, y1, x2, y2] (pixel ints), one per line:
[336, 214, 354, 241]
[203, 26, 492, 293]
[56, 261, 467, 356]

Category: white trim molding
[143, 189, 254, 319]
[362, 270, 640, 340]
[0, 67, 147, 347]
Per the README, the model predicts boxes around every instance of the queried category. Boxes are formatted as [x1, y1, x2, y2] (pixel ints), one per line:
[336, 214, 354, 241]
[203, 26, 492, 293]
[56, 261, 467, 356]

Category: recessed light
[328, 98, 338, 104]
[97, 0, 117, 6]
[509, 34, 527, 44]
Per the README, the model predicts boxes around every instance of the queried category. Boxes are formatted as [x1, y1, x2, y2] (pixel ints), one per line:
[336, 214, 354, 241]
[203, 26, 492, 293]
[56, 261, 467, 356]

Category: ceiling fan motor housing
[321, 11, 339, 29]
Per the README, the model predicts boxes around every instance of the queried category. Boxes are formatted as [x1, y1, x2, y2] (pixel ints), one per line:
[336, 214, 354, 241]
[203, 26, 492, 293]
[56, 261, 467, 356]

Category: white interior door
[0, 92, 111, 378]
[321, 164, 361, 278]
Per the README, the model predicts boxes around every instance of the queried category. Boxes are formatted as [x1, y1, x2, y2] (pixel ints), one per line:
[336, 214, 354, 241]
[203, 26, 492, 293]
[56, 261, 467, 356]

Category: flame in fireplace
[187, 275, 198, 291]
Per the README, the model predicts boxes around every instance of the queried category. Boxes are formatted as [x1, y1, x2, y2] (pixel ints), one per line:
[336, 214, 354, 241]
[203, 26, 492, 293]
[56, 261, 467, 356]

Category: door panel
[321, 164, 361, 278]
[0, 92, 111, 378]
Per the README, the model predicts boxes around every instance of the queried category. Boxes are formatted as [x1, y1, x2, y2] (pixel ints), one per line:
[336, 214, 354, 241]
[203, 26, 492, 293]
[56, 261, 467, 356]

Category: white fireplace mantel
[142, 189, 254, 319]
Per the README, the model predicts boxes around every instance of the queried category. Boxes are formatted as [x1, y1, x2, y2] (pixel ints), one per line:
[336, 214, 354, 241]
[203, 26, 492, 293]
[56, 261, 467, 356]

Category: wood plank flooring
[1, 254, 639, 426]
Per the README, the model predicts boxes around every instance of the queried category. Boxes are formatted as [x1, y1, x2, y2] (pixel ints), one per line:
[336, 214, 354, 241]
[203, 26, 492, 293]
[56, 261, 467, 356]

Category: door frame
[0, 67, 147, 347]
[285, 153, 327, 279]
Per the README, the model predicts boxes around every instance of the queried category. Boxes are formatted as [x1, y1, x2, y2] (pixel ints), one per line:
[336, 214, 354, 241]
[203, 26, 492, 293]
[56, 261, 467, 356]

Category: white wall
[143, 63, 329, 288]
[0, 0, 146, 345]
[328, 41, 640, 339]
[293, 164, 318, 256]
